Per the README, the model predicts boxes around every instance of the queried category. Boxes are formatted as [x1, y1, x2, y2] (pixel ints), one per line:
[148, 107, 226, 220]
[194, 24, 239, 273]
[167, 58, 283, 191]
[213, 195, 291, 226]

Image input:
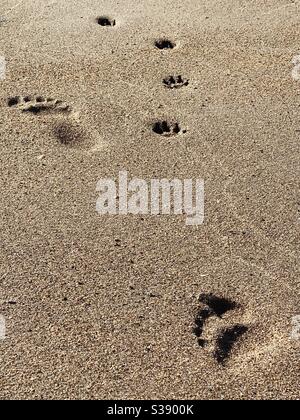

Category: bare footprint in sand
[7, 95, 104, 152]
[97, 16, 116, 27]
[52, 119, 104, 152]
[193, 293, 249, 366]
[163, 75, 189, 89]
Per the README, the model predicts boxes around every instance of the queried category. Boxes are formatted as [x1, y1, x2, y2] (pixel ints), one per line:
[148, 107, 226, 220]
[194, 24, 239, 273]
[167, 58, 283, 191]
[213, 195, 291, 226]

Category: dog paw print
[97, 16, 116, 27]
[193, 293, 249, 366]
[163, 75, 189, 89]
[8, 96, 71, 115]
[214, 324, 248, 365]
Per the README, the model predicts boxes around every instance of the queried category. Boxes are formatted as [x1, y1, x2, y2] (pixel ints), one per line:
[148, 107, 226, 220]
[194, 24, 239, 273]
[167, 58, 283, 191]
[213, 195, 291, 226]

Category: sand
[0, 0, 299, 400]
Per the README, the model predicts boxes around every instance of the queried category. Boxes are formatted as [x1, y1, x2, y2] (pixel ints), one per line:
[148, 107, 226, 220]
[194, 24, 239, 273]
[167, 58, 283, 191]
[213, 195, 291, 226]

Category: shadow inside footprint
[53, 121, 84, 147]
[7, 96, 70, 115]
[193, 294, 239, 348]
[214, 325, 249, 365]
[194, 308, 213, 338]
[26, 106, 42, 115]
[8, 97, 20, 107]
[194, 308, 214, 347]
[155, 39, 176, 50]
